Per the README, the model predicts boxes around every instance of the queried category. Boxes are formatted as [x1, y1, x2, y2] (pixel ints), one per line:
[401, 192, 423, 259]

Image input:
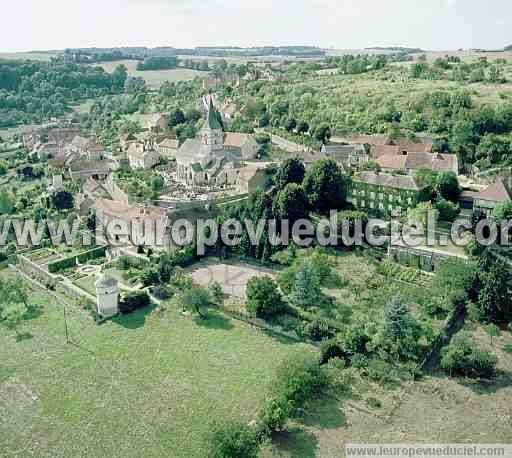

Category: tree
[441, 331, 497, 378]
[313, 124, 331, 144]
[291, 259, 321, 309]
[406, 201, 438, 227]
[379, 294, 421, 359]
[485, 324, 500, 346]
[124, 76, 146, 94]
[0, 191, 15, 215]
[436, 172, 461, 203]
[209, 281, 224, 306]
[181, 286, 211, 319]
[436, 199, 460, 222]
[296, 120, 309, 134]
[284, 117, 297, 132]
[1, 303, 27, 338]
[246, 276, 285, 318]
[208, 420, 259, 458]
[51, 190, 74, 210]
[169, 109, 186, 127]
[112, 64, 128, 90]
[493, 200, 512, 222]
[478, 257, 512, 323]
[274, 158, 305, 189]
[151, 175, 165, 191]
[273, 183, 309, 226]
[303, 158, 346, 213]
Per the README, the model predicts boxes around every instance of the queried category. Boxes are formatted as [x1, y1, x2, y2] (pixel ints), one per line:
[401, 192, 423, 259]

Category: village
[1, 36, 512, 458]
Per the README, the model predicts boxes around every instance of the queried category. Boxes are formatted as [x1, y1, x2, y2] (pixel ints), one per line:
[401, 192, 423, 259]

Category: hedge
[48, 246, 106, 273]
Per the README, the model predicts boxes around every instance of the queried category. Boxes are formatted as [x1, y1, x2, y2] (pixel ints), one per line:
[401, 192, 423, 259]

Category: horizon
[1, 0, 511, 54]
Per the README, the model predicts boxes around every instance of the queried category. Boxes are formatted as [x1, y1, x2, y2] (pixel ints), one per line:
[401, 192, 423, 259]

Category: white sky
[1, 0, 511, 52]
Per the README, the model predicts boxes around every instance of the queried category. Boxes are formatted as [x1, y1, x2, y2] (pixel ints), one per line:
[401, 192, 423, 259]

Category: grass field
[0, 270, 313, 457]
[94, 60, 209, 89]
[0, 52, 60, 61]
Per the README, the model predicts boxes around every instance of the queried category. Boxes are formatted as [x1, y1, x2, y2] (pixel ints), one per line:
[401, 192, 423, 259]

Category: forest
[0, 60, 126, 128]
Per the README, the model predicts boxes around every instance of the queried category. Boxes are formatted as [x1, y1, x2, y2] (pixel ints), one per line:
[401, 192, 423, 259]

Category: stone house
[156, 136, 180, 158]
[321, 142, 369, 168]
[127, 142, 161, 169]
[473, 178, 512, 216]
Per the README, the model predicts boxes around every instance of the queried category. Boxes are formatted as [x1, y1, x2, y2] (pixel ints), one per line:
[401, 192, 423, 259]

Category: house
[33, 142, 62, 160]
[68, 158, 118, 182]
[141, 114, 169, 134]
[67, 135, 105, 161]
[473, 178, 512, 216]
[220, 102, 238, 120]
[48, 127, 81, 145]
[93, 198, 172, 251]
[376, 151, 459, 175]
[119, 133, 138, 152]
[156, 136, 180, 158]
[321, 142, 369, 168]
[127, 142, 161, 169]
[175, 99, 258, 188]
[349, 172, 425, 213]
[223, 132, 259, 160]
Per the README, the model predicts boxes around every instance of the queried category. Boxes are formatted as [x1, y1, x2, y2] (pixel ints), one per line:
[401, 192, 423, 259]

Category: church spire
[206, 97, 224, 131]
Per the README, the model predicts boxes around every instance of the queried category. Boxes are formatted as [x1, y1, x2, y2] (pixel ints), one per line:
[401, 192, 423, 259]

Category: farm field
[0, 269, 313, 458]
[94, 60, 209, 89]
[0, 52, 60, 61]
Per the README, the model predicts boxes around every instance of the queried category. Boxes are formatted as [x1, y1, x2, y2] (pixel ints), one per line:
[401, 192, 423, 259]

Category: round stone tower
[95, 273, 119, 319]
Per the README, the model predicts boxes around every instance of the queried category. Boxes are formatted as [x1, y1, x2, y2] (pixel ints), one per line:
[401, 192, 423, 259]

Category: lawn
[0, 269, 314, 457]
[94, 60, 209, 89]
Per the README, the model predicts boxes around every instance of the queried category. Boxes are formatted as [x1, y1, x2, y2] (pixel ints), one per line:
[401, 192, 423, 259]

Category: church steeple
[206, 97, 224, 131]
[201, 96, 225, 147]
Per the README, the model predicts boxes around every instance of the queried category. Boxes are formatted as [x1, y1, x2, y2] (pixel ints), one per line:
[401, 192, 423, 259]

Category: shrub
[151, 285, 173, 300]
[207, 420, 259, 458]
[366, 397, 382, 409]
[440, 332, 497, 379]
[119, 291, 151, 314]
[258, 353, 327, 435]
[246, 276, 285, 318]
[503, 344, 512, 354]
[320, 339, 348, 364]
[303, 318, 334, 341]
[322, 358, 354, 395]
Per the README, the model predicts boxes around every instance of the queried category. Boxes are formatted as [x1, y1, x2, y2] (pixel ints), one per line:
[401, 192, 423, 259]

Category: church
[175, 98, 258, 188]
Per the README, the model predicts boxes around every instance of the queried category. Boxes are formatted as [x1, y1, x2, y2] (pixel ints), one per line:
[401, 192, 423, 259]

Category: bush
[246, 276, 285, 318]
[151, 285, 173, 300]
[257, 353, 327, 435]
[119, 291, 151, 314]
[322, 358, 353, 395]
[207, 420, 259, 458]
[303, 318, 334, 341]
[320, 339, 348, 364]
[366, 397, 382, 409]
[440, 332, 497, 379]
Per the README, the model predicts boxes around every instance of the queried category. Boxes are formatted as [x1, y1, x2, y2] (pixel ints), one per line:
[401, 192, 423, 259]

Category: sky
[1, 0, 511, 52]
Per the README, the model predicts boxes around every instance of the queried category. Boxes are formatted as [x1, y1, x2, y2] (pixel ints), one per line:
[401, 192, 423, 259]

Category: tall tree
[292, 259, 321, 309]
[303, 158, 346, 213]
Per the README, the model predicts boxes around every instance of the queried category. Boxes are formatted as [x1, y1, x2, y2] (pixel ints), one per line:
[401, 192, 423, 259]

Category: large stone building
[175, 99, 258, 188]
[349, 171, 426, 213]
